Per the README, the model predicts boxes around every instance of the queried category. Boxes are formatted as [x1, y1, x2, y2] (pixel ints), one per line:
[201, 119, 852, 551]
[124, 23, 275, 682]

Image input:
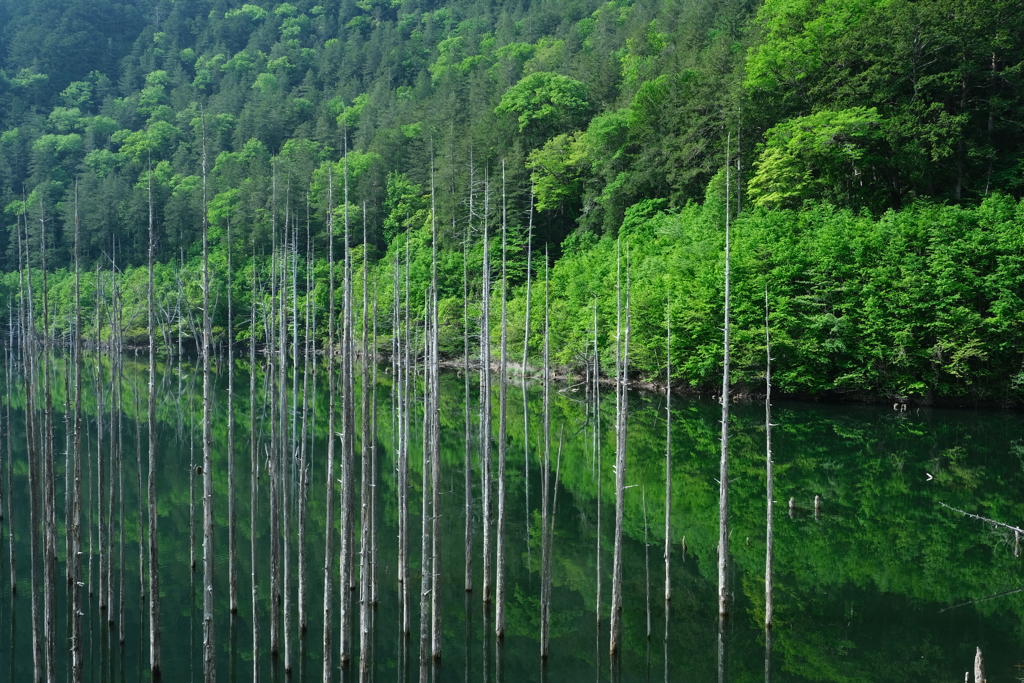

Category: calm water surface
[1, 352, 1022, 681]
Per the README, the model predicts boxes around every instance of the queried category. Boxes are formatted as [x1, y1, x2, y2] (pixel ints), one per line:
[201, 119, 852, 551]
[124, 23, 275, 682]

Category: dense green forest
[2, 0, 1024, 401]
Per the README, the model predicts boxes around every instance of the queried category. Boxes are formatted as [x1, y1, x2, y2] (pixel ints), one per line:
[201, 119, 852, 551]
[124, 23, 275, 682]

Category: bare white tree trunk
[359, 208, 371, 680]
[495, 161, 508, 639]
[765, 286, 774, 631]
[664, 298, 672, 603]
[200, 119, 217, 682]
[719, 135, 733, 619]
[146, 160, 162, 678]
[540, 250, 551, 660]
[610, 242, 630, 656]
[429, 161, 442, 661]
[323, 168, 337, 683]
[480, 171, 492, 605]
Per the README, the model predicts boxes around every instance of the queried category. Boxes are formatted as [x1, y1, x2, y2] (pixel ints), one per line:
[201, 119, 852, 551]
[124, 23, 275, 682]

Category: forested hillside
[2, 0, 1023, 400]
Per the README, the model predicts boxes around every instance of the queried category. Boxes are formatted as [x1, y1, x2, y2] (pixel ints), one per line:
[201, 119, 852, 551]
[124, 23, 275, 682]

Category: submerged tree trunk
[765, 286, 774, 631]
[340, 149, 355, 667]
[540, 251, 551, 661]
[200, 124, 216, 682]
[610, 242, 630, 657]
[147, 160, 162, 678]
[71, 186, 84, 682]
[495, 162, 508, 640]
[480, 171, 492, 605]
[40, 201, 58, 683]
[719, 136, 733, 620]
[593, 297, 601, 630]
[323, 168, 337, 683]
[463, 220, 473, 594]
[429, 163, 442, 662]
[360, 207, 371, 680]
[250, 258, 261, 683]
[228, 216, 238, 615]
[665, 298, 672, 604]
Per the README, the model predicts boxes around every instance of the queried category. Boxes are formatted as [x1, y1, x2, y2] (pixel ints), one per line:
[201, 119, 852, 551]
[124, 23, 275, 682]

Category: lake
[0, 351, 1021, 681]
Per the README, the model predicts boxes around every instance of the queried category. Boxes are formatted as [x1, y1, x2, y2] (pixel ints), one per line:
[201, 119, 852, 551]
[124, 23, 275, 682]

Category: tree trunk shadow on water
[463, 591, 472, 683]
[230, 613, 238, 683]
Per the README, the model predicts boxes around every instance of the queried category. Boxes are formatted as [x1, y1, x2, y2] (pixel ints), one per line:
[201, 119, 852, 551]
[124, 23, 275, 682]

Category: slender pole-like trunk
[480, 170, 492, 605]
[322, 168, 337, 682]
[71, 186, 84, 682]
[22, 218, 43, 683]
[539, 250, 551, 660]
[340, 147, 355, 668]
[593, 297, 601, 630]
[399, 227, 411, 636]
[719, 135, 732, 619]
[359, 206, 371, 679]
[96, 267, 107, 615]
[200, 117, 216, 681]
[419, 297, 432, 675]
[429, 159, 442, 662]
[298, 210, 312, 633]
[463, 222, 472, 593]
[268, 166, 281, 660]
[664, 298, 672, 603]
[251, 255, 261, 683]
[610, 242, 630, 656]
[495, 161, 508, 639]
[522, 188, 534, 563]
[370, 284, 379, 608]
[764, 286, 774, 631]
[282, 202, 292, 676]
[228, 214, 238, 615]
[40, 201, 58, 683]
[107, 257, 116, 629]
[147, 159, 162, 678]
[6, 340, 15, 598]
[112, 265, 126, 642]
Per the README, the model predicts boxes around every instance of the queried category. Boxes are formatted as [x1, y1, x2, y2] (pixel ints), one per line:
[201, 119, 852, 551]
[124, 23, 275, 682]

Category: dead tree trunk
[359, 207, 371, 680]
[764, 286, 774, 630]
[480, 170, 492, 605]
[200, 124, 216, 680]
[250, 260, 261, 683]
[718, 136, 732, 620]
[664, 297, 672, 603]
[340, 149, 355, 667]
[322, 168, 337, 683]
[147, 160, 162, 678]
[463, 220, 473, 594]
[609, 242, 630, 656]
[539, 251, 551, 661]
[495, 161, 508, 640]
[228, 213, 238, 615]
[71, 185, 84, 682]
[429, 160, 442, 661]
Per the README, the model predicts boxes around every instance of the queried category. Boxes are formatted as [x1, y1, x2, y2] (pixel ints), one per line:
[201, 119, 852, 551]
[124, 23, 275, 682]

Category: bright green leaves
[528, 132, 588, 211]
[495, 72, 592, 136]
[117, 121, 180, 163]
[225, 4, 269, 21]
[429, 36, 485, 83]
[382, 172, 428, 243]
[336, 93, 369, 131]
[748, 107, 882, 209]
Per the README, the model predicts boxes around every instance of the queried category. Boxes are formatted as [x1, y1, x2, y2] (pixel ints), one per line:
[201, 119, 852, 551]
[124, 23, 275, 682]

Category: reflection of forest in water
[0, 353, 1022, 681]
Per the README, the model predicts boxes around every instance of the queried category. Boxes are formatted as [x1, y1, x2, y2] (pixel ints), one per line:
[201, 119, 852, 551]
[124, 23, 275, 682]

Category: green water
[1, 352, 1022, 681]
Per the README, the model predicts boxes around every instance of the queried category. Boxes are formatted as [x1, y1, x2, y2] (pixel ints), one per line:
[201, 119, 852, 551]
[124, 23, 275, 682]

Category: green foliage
[748, 107, 882, 209]
[495, 72, 592, 136]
